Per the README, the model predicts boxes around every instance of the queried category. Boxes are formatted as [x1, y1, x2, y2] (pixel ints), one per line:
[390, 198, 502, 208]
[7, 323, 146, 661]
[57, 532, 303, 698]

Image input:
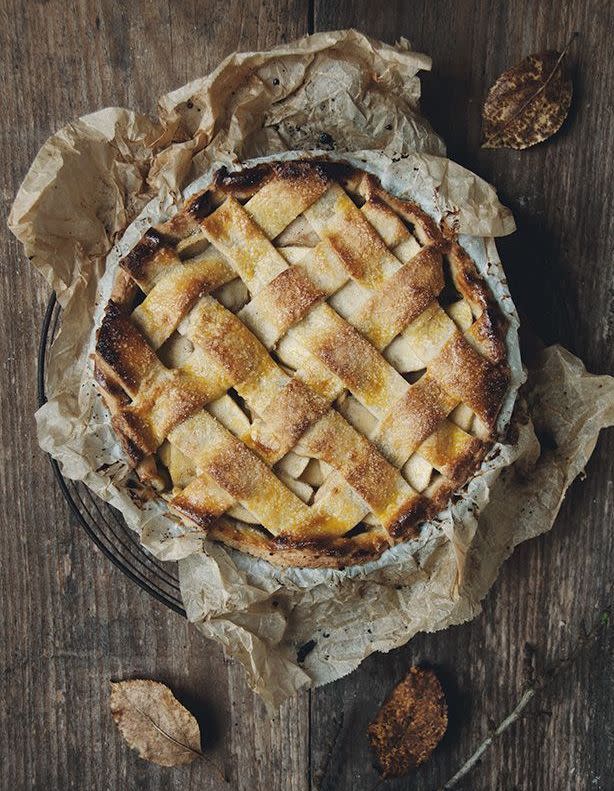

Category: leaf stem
[442, 689, 535, 789]
[129, 699, 228, 783]
[441, 600, 610, 789]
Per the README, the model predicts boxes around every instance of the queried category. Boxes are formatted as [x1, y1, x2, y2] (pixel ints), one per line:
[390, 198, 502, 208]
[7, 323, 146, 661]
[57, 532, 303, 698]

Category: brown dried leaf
[482, 35, 576, 149]
[368, 666, 447, 778]
[110, 680, 201, 767]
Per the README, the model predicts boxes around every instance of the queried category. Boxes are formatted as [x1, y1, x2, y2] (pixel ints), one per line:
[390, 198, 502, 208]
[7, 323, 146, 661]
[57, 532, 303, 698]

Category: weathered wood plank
[311, 1, 614, 789]
[0, 1, 309, 789]
[2, 0, 613, 789]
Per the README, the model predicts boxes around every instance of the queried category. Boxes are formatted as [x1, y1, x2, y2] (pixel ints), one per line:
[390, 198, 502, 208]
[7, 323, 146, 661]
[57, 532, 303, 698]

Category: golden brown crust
[203, 519, 390, 568]
[94, 157, 511, 568]
[427, 334, 509, 428]
[249, 378, 329, 461]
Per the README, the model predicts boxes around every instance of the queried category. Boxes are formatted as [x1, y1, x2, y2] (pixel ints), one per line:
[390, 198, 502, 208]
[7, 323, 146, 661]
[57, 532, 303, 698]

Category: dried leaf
[482, 35, 576, 149]
[110, 680, 201, 767]
[368, 666, 447, 778]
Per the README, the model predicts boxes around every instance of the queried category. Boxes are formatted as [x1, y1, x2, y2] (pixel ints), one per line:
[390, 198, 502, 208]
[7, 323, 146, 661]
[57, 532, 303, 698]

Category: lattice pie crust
[94, 159, 510, 567]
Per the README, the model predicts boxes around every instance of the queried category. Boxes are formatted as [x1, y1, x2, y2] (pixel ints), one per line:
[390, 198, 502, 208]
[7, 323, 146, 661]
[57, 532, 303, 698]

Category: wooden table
[2, 2, 612, 789]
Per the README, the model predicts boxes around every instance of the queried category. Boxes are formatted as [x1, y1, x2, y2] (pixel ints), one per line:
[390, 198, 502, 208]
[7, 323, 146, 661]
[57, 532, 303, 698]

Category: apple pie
[94, 158, 510, 567]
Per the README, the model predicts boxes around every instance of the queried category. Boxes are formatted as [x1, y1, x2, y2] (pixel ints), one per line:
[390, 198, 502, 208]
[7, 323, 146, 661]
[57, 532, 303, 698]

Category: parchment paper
[9, 30, 614, 707]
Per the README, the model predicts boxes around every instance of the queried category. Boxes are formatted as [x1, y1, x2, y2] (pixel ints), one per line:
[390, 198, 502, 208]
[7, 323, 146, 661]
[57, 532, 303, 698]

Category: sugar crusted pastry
[94, 159, 510, 568]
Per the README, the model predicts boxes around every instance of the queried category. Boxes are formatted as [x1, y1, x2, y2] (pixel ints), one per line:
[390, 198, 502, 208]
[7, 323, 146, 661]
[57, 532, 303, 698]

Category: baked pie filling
[95, 159, 510, 567]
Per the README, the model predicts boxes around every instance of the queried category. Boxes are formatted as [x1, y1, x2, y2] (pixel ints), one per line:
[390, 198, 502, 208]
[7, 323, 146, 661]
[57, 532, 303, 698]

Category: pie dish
[94, 158, 510, 568]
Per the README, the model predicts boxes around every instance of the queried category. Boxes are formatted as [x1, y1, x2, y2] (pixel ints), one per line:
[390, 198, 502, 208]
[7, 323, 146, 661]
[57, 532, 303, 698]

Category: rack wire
[38, 294, 186, 616]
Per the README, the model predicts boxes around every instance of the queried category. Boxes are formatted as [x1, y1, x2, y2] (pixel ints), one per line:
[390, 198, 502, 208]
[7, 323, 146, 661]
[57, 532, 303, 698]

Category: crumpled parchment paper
[9, 30, 614, 707]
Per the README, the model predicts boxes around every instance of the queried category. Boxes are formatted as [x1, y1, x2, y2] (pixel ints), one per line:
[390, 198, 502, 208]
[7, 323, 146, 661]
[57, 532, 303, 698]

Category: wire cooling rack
[38, 294, 186, 616]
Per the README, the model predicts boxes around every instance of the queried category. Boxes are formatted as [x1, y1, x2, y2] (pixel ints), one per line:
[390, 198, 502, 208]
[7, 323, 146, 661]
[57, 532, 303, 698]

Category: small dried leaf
[110, 680, 201, 767]
[368, 666, 447, 778]
[482, 35, 576, 149]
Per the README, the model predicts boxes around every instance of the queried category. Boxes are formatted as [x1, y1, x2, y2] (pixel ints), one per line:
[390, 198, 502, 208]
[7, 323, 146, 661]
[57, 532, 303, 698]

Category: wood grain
[311, 2, 614, 790]
[0, 2, 310, 790]
[1, 1, 612, 790]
